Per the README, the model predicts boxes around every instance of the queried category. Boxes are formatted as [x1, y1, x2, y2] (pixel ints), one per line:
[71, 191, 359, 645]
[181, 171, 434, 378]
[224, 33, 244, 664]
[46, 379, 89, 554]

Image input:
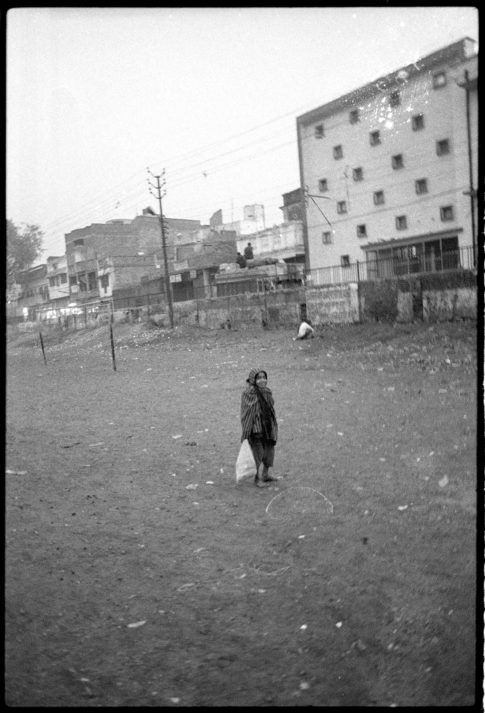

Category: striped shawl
[240, 368, 278, 443]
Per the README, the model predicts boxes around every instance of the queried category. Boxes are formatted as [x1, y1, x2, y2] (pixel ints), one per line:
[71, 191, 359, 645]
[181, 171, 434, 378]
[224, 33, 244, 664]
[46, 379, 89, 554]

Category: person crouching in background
[294, 320, 315, 340]
[240, 369, 278, 487]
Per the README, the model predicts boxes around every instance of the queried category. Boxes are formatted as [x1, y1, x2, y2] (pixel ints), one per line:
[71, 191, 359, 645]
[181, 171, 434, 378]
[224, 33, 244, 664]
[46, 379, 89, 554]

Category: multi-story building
[296, 37, 478, 282]
[46, 255, 69, 302]
[15, 264, 50, 321]
[64, 211, 201, 304]
[236, 222, 304, 265]
[235, 189, 305, 265]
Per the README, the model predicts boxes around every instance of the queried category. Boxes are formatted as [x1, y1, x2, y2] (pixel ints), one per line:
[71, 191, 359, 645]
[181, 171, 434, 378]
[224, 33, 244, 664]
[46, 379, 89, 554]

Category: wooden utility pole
[147, 168, 174, 328]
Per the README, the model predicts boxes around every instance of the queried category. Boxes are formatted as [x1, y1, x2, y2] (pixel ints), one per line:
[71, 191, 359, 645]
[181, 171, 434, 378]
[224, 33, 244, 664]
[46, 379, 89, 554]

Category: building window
[318, 178, 328, 192]
[356, 224, 367, 238]
[349, 108, 360, 124]
[369, 130, 381, 146]
[392, 153, 404, 169]
[337, 200, 347, 214]
[69, 275, 77, 286]
[389, 90, 401, 107]
[353, 167, 363, 181]
[412, 113, 425, 131]
[433, 71, 447, 89]
[373, 190, 385, 206]
[100, 274, 110, 293]
[440, 205, 454, 222]
[315, 124, 324, 139]
[396, 215, 408, 230]
[436, 138, 450, 156]
[73, 239, 84, 246]
[78, 274, 87, 292]
[60, 273, 67, 284]
[341, 255, 350, 267]
[333, 144, 343, 159]
[322, 231, 333, 245]
[88, 272, 97, 291]
[415, 178, 428, 195]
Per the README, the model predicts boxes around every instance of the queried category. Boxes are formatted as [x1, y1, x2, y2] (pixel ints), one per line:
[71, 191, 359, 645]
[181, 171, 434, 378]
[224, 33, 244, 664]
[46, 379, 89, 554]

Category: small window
[436, 138, 450, 156]
[370, 130, 381, 146]
[69, 275, 77, 286]
[333, 144, 343, 159]
[73, 239, 84, 246]
[315, 124, 324, 139]
[318, 178, 328, 192]
[356, 224, 367, 238]
[353, 167, 363, 182]
[337, 200, 347, 214]
[396, 215, 408, 230]
[349, 109, 360, 124]
[322, 231, 333, 245]
[341, 255, 350, 267]
[412, 113, 425, 131]
[373, 190, 385, 206]
[389, 90, 401, 107]
[60, 273, 67, 284]
[433, 71, 447, 89]
[88, 272, 97, 291]
[100, 274, 110, 288]
[415, 178, 428, 195]
[440, 205, 454, 222]
[392, 154, 404, 169]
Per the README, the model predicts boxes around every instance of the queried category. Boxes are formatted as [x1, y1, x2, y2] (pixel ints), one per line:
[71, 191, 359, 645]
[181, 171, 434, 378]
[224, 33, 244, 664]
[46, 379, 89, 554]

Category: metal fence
[307, 245, 475, 287]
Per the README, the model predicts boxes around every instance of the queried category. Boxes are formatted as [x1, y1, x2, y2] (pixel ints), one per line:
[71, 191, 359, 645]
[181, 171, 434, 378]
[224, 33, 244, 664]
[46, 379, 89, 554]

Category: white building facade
[236, 222, 304, 263]
[297, 37, 478, 281]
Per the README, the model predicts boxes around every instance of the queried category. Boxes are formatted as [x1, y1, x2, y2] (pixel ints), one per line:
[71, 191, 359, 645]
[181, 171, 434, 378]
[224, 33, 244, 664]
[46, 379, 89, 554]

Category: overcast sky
[6, 6, 478, 259]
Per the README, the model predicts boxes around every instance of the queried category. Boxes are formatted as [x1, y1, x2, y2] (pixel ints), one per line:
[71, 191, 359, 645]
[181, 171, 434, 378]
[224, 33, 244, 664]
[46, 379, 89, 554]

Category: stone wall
[422, 288, 477, 321]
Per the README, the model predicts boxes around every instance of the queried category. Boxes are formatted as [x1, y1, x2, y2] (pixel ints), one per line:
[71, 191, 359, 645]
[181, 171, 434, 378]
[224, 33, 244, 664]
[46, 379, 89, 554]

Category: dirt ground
[5, 319, 479, 707]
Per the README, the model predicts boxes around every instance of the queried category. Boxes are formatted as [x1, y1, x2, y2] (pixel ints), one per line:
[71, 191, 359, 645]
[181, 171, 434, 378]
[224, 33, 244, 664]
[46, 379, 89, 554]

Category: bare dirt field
[5, 320, 479, 707]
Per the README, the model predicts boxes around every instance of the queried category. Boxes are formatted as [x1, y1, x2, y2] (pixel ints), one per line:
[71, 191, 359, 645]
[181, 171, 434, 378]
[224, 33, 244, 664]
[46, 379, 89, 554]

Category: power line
[30, 102, 316, 240]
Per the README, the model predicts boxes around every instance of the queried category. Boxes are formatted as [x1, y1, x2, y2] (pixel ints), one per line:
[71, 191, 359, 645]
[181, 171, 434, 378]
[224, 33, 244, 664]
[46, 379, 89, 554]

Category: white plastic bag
[235, 439, 257, 483]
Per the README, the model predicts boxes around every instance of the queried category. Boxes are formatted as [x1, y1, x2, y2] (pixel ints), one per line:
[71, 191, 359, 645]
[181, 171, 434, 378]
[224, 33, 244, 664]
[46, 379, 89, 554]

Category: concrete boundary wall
[422, 287, 477, 321]
[129, 285, 359, 329]
[113, 282, 476, 329]
[306, 283, 359, 324]
[102, 280, 478, 331]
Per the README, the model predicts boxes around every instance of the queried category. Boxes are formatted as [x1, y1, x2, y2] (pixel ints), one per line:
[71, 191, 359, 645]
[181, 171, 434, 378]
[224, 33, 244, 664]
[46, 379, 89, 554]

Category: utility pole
[147, 168, 174, 328]
[462, 70, 476, 267]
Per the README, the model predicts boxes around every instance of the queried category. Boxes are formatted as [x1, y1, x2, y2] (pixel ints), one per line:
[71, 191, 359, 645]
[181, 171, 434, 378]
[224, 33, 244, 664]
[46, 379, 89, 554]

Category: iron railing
[307, 245, 475, 287]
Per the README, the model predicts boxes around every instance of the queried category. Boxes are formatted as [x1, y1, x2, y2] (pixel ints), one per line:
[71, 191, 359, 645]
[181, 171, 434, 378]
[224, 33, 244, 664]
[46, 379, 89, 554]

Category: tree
[7, 220, 44, 287]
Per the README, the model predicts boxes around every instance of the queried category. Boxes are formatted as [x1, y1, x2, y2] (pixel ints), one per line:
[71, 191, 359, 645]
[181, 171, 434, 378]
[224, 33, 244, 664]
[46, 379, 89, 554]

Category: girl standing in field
[240, 368, 279, 487]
